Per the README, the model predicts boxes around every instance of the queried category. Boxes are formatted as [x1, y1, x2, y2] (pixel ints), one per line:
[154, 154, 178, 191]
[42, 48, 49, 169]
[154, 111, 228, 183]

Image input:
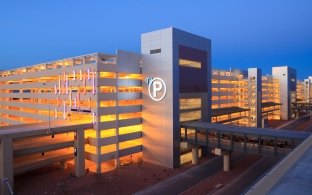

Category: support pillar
[0, 138, 14, 195]
[96, 161, 101, 174]
[60, 161, 67, 170]
[192, 147, 199, 165]
[74, 131, 85, 177]
[114, 157, 119, 168]
[223, 151, 230, 172]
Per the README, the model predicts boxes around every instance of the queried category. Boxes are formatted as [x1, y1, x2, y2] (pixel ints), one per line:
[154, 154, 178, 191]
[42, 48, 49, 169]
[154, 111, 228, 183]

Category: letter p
[152, 81, 162, 98]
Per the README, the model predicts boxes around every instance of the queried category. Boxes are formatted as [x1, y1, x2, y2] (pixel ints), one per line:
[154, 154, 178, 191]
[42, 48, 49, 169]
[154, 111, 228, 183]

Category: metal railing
[2, 178, 14, 195]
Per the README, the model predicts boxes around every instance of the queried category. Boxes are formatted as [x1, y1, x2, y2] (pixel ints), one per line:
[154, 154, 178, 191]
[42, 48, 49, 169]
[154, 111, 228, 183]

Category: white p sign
[148, 78, 167, 101]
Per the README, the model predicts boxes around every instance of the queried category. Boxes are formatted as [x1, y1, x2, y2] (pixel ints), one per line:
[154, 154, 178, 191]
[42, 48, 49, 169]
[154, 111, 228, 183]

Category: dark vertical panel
[179, 45, 208, 93]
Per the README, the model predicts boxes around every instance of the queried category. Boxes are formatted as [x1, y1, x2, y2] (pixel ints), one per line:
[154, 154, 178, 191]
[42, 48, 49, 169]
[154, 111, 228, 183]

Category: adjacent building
[272, 66, 297, 120]
[0, 50, 143, 173]
[297, 80, 305, 102]
[296, 76, 312, 103]
[303, 77, 312, 103]
[262, 75, 281, 121]
[211, 69, 249, 126]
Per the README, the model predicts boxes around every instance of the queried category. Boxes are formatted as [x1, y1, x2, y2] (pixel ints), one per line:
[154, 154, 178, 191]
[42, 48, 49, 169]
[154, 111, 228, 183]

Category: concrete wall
[141, 27, 211, 169]
[141, 28, 177, 168]
[272, 66, 297, 120]
[248, 68, 262, 127]
[245, 135, 312, 195]
[0, 51, 143, 174]
[304, 78, 312, 103]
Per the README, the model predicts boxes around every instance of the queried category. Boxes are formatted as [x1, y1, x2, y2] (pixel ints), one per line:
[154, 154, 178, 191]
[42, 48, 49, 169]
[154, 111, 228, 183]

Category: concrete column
[223, 151, 230, 172]
[0, 138, 14, 195]
[192, 147, 199, 165]
[96, 158, 101, 174]
[60, 161, 67, 170]
[74, 131, 85, 177]
[114, 157, 119, 168]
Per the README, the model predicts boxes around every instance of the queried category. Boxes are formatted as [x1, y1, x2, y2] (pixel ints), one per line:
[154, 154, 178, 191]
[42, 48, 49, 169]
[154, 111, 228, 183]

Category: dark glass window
[150, 49, 161, 54]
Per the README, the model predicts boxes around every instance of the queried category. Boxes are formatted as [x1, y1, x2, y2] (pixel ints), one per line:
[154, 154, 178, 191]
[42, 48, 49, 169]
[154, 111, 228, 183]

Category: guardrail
[2, 178, 14, 195]
[243, 135, 312, 194]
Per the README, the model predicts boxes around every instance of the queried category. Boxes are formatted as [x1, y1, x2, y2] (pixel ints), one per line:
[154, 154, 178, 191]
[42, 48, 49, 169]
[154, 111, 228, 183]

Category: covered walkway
[181, 122, 310, 156]
[181, 122, 311, 171]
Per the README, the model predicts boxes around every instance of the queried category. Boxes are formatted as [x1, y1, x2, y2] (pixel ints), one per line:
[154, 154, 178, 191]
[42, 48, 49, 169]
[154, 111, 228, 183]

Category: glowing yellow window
[119, 99, 143, 106]
[100, 128, 116, 138]
[100, 115, 116, 122]
[100, 72, 116, 78]
[179, 59, 201, 69]
[119, 125, 142, 135]
[119, 138, 142, 150]
[119, 112, 141, 120]
[101, 144, 117, 154]
[118, 73, 142, 80]
[100, 86, 116, 93]
[100, 101, 116, 107]
[180, 98, 201, 110]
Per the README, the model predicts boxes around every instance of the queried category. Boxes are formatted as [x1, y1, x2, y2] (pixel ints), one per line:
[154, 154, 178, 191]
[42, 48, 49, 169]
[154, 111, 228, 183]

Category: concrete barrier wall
[245, 135, 312, 195]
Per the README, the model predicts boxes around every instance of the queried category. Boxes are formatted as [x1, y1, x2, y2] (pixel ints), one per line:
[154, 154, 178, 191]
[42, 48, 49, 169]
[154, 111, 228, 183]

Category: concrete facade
[245, 135, 312, 195]
[303, 77, 312, 103]
[262, 75, 281, 120]
[248, 68, 262, 127]
[272, 66, 297, 120]
[141, 27, 211, 168]
[0, 51, 143, 174]
[296, 76, 312, 103]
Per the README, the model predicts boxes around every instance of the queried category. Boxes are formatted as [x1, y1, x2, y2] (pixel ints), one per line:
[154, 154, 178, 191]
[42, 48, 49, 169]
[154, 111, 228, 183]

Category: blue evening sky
[0, 0, 311, 79]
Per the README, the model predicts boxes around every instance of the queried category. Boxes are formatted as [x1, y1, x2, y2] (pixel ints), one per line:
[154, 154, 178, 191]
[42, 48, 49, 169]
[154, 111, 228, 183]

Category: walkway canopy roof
[211, 106, 249, 117]
[181, 121, 311, 140]
[0, 121, 93, 139]
[262, 102, 282, 108]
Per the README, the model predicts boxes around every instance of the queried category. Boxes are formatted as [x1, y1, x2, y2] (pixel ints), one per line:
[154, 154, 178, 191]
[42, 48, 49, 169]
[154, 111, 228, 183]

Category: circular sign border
[148, 77, 167, 101]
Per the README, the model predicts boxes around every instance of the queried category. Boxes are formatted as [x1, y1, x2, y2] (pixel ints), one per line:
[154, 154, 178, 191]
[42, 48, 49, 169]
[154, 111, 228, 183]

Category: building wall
[297, 77, 312, 103]
[210, 69, 282, 125]
[0, 54, 98, 127]
[262, 75, 281, 120]
[262, 76, 274, 103]
[248, 68, 262, 127]
[0, 51, 143, 174]
[95, 50, 142, 173]
[303, 78, 312, 103]
[272, 66, 297, 120]
[296, 80, 305, 102]
[141, 27, 211, 168]
[212, 70, 241, 108]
